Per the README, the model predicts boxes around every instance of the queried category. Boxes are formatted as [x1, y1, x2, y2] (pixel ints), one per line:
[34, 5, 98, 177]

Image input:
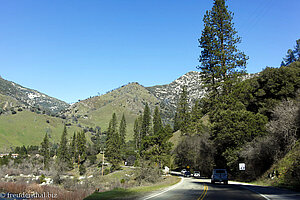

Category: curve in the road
[138, 177, 300, 200]
[141, 177, 184, 200]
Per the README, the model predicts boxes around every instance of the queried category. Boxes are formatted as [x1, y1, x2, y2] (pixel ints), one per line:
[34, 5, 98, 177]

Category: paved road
[138, 177, 300, 200]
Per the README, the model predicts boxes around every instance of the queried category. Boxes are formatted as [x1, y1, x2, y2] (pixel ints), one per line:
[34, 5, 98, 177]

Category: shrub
[103, 168, 110, 175]
[120, 178, 125, 184]
[88, 155, 97, 165]
[53, 173, 62, 185]
[39, 174, 46, 184]
[135, 160, 161, 185]
[79, 164, 86, 175]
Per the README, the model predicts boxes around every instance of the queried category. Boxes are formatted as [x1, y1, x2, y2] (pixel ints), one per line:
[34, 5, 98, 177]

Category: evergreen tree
[141, 103, 151, 139]
[140, 124, 173, 169]
[153, 106, 163, 135]
[173, 112, 180, 132]
[284, 49, 296, 66]
[77, 131, 87, 163]
[197, 0, 247, 98]
[40, 133, 50, 170]
[281, 61, 286, 67]
[57, 125, 72, 170]
[190, 100, 202, 122]
[119, 113, 127, 147]
[174, 86, 190, 135]
[212, 109, 268, 168]
[106, 113, 122, 171]
[70, 132, 77, 162]
[79, 163, 86, 175]
[189, 100, 205, 135]
[133, 115, 142, 149]
[295, 39, 300, 60]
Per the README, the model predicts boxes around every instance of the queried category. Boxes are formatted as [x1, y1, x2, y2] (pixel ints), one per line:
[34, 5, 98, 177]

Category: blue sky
[0, 0, 299, 103]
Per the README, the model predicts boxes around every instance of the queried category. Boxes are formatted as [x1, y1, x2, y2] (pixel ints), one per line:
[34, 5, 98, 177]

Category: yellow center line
[198, 184, 208, 200]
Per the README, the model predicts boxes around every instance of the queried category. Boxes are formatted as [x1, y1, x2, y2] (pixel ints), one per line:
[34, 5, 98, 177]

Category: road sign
[239, 163, 245, 170]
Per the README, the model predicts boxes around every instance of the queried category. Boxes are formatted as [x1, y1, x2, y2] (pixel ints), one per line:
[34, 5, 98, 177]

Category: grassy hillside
[255, 141, 300, 191]
[0, 110, 81, 152]
[0, 82, 162, 151]
[67, 82, 160, 141]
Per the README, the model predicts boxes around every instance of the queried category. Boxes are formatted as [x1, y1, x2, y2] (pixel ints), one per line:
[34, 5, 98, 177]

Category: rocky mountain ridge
[0, 76, 69, 113]
[146, 71, 205, 112]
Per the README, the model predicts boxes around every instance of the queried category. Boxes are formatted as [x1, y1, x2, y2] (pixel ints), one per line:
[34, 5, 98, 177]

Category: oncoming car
[181, 169, 187, 175]
[193, 171, 201, 178]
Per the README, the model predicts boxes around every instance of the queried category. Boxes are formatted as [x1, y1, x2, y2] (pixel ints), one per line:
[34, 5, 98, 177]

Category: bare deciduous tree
[267, 99, 299, 158]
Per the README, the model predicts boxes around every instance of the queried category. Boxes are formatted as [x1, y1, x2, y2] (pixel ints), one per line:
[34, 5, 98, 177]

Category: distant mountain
[0, 71, 255, 149]
[0, 76, 69, 113]
[146, 71, 206, 119]
[65, 72, 208, 140]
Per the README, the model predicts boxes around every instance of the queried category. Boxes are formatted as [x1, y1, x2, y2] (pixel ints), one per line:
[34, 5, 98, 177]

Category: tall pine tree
[106, 113, 122, 171]
[189, 100, 205, 135]
[133, 115, 142, 149]
[77, 131, 87, 163]
[70, 132, 77, 163]
[141, 103, 151, 139]
[40, 133, 50, 170]
[197, 0, 247, 98]
[140, 108, 173, 169]
[119, 113, 127, 147]
[284, 49, 296, 66]
[174, 86, 190, 135]
[153, 106, 163, 135]
[57, 125, 72, 170]
[295, 39, 300, 60]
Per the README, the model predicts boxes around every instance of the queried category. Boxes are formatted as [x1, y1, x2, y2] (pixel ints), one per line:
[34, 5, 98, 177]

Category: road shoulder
[229, 181, 300, 200]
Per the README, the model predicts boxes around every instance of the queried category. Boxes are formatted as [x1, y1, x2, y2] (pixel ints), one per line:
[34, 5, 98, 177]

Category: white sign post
[239, 163, 245, 171]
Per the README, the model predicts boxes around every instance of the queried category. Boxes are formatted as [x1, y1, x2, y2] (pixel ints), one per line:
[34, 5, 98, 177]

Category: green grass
[169, 130, 182, 151]
[84, 176, 180, 200]
[68, 83, 160, 141]
[0, 110, 81, 151]
[84, 188, 136, 200]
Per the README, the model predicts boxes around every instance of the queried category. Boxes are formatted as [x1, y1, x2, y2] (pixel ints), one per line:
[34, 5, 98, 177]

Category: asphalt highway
[138, 177, 300, 200]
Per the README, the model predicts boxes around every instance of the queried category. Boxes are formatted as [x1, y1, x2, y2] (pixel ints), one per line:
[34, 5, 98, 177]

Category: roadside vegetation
[0, 101, 174, 199]
[84, 176, 180, 200]
[170, 0, 300, 191]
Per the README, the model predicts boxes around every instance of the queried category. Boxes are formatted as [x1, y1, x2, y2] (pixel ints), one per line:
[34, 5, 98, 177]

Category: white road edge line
[240, 186, 271, 200]
[141, 177, 184, 200]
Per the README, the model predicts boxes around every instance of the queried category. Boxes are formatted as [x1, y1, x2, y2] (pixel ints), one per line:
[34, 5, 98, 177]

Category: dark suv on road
[211, 169, 228, 184]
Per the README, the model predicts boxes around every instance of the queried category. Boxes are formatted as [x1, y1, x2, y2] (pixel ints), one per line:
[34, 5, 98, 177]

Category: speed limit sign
[239, 163, 245, 170]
